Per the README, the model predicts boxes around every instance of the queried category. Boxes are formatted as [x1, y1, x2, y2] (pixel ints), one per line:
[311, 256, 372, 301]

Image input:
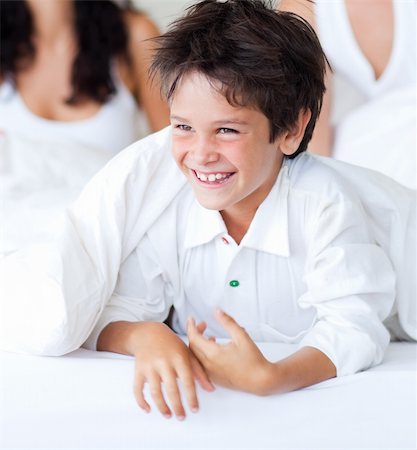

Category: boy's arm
[190, 192, 396, 394]
[188, 310, 336, 395]
[0, 128, 183, 356]
[77, 228, 215, 420]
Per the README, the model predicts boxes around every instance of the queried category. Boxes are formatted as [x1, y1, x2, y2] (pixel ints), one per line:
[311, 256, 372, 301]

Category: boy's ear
[278, 109, 312, 156]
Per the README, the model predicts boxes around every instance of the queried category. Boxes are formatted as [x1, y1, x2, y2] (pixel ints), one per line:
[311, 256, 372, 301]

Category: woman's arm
[308, 70, 333, 156]
[124, 11, 170, 132]
[279, 0, 333, 156]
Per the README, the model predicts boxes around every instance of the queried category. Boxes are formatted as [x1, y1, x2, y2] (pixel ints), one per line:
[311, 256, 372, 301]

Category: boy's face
[170, 72, 284, 219]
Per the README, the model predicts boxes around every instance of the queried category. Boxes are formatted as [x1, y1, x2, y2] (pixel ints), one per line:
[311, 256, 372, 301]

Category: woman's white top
[0, 127, 415, 377]
[315, 0, 416, 99]
[0, 76, 143, 155]
[315, 0, 416, 189]
[0, 73, 148, 253]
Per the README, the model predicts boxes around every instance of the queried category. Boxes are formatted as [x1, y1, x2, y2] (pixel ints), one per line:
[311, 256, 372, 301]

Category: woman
[0, 0, 169, 154]
[279, 0, 416, 189]
[0, 0, 169, 254]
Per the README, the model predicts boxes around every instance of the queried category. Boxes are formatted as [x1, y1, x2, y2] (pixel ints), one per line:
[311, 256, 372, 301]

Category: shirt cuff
[297, 319, 390, 376]
[82, 308, 140, 351]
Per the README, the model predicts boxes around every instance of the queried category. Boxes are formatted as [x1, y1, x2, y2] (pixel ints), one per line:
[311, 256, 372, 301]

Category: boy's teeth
[196, 171, 229, 182]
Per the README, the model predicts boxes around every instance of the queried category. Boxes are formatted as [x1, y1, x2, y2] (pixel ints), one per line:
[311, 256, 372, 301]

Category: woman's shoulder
[123, 10, 161, 45]
[114, 10, 160, 94]
[119, 9, 169, 131]
[278, 0, 317, 29]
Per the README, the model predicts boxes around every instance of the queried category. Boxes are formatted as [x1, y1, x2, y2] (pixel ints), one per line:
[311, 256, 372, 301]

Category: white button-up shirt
[1, 127, 415, 377]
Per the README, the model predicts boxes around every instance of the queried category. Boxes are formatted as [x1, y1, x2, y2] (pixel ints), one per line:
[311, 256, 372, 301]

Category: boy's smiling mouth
[193, 170, 235, 185]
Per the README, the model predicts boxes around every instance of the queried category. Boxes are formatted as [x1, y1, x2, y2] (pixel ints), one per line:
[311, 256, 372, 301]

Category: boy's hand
[187, 309, 273, 395]
[131, 322, 215, 419]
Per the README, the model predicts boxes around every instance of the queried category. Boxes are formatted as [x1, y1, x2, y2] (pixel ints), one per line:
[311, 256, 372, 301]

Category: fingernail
[177, 415, 185, 421]
[191, 406, 199, 413]
[163, 413, 172, 419]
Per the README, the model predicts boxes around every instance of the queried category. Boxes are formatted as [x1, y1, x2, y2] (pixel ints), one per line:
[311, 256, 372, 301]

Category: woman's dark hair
[151, 0, 327, 156]
[0, 0, 131, 104]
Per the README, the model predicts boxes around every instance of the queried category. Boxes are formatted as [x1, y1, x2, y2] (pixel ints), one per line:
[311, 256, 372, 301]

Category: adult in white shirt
[279, 0, 416, 189]
[0, 0, 415, 421]
[0, 0, 170, 255]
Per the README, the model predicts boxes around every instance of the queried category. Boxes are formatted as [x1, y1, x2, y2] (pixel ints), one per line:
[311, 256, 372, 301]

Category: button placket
[222, 248, 259, 326]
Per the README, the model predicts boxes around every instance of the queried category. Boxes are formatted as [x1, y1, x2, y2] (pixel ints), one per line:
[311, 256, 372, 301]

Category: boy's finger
[187, 316, 199, 338]
[188, 317, 215, 350]
[148, 373, 172, 419]
[133, 374, 151, 413]
[188, 341, 206, 367]
[190, 354, 215, 392]
[188, 325, 212, 363]
[187, 317, 202, 347]
[196, 320, 207, 334]
[163, 369, 186, 420]
[176, 364, 200, 413]
[215, 308, 246, 341]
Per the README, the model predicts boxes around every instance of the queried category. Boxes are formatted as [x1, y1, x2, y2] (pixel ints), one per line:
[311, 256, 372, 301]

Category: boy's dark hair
[151, 0, 327, 156]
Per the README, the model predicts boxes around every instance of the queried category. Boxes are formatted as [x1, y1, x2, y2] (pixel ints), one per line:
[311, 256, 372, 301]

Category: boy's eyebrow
[170, 115, 249, 126]
[170, 115, 189, 122]
[212, 119, 249, 126]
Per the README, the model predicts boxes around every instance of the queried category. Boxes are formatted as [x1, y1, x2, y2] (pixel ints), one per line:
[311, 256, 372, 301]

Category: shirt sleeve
[297, 196, 396, 376]
[83, 235, 172, 350]
[0, 128, 184, 356]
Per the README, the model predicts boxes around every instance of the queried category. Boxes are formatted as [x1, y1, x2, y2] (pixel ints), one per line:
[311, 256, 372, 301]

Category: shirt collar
[240, 164, 290, 257]
[184, 163, 290, 257]
[184, 201, 227, 249]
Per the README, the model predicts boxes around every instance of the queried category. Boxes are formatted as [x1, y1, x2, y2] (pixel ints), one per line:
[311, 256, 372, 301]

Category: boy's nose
[191, 138, 219, 165]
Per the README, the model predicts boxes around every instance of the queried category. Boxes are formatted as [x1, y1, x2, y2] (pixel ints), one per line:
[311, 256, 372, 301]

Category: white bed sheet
[1, 342, 415, 450]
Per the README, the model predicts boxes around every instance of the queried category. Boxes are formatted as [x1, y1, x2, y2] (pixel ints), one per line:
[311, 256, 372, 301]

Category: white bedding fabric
[0, 131, 112, 254]
[0, 342, 415, 450]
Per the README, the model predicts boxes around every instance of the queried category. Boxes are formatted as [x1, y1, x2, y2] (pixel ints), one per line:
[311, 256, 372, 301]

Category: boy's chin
[193, 192, 226, 212]
[196, 199, 222, 211]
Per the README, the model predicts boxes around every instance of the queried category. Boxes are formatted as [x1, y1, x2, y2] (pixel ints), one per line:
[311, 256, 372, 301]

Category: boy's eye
[218, 127, 238, 134]
[176, 124, 192, 131]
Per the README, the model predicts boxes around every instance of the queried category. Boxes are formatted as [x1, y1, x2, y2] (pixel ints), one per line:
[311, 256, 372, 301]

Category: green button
[229, 280, 240, 287]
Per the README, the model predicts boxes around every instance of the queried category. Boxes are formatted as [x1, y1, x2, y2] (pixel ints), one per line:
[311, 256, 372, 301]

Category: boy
[0, 0, 415, 421]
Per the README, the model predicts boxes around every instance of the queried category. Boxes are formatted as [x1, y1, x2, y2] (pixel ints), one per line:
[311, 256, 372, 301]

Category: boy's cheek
[171, 143, 185, 166]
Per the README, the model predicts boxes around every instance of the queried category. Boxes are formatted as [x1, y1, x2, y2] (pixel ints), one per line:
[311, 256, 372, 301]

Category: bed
[1, 342, 415, 449]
